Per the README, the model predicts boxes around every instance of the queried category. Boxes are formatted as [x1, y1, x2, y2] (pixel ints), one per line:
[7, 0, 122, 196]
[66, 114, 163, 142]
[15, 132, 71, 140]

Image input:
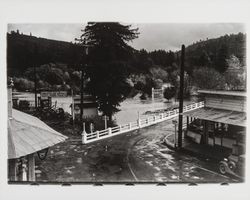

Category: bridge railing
[82, 101, 204, 144]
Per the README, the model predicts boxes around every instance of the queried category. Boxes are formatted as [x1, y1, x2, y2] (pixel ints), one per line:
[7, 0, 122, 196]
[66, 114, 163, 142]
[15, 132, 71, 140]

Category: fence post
[129, 122, 132, 130]
[108, 127, 112, 135]
[96, 131, 99, 139]
[82, 122, 87, 144]
[119, 125, 122, 132]
[138, 119, 141, 128]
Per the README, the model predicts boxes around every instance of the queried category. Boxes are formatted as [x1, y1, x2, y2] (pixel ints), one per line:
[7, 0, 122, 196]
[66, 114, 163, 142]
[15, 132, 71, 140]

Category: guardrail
[82, 101, 204, 144]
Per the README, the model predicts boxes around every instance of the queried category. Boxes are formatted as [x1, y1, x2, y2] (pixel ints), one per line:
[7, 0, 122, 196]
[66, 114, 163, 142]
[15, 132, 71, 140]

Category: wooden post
[203, 120, 208, 145]
[27, 154, 35, 181]
[80, 64, 84, 123]
[71, 89, 75, 124]
[138, 111, 141, 128]
[104, 115, 107, 129]
[34, 65, 37, 110]
[82, 122, 86, 144]
[178, 45, 185, 149]
[21, 158, 27, 181]
[108, 127, 112, 135]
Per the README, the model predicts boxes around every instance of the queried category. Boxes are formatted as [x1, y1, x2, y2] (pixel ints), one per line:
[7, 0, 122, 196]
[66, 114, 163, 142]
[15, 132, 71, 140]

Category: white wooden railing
[82, 101, 204, 144]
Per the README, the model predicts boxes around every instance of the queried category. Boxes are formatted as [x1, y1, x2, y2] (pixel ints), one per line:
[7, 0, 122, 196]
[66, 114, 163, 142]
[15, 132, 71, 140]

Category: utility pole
[178, 45, 185, 148]
[75, 38, 91, 124]
[34, 65, 37, 110]
[80, 63, 84, 122]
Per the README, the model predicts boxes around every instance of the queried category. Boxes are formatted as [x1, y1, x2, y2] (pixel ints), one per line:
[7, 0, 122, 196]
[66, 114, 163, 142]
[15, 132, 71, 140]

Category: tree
[163, 87, 176, 102]
[81, 22, 139, 120]
[192, 67, 225, 90]
[215, 44, 229, 73]
[224, 55, 246, 90]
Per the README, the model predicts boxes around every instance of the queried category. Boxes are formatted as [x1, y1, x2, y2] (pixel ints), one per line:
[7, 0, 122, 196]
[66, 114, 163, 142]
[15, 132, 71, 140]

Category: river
[13, 92, 194, 125]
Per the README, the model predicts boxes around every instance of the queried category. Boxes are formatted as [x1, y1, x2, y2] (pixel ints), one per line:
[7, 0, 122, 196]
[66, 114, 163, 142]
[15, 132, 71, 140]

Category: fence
[82, 101, 204, 144]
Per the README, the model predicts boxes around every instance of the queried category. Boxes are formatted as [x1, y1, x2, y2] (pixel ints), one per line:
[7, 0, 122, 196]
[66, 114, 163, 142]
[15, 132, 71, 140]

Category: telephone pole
[178, 45, 185, 148]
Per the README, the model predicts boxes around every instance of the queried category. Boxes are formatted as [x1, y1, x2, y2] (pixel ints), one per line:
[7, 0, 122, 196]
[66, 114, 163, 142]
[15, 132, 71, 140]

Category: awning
[8, 109, 68, 159]
[183, 107, 246, 127]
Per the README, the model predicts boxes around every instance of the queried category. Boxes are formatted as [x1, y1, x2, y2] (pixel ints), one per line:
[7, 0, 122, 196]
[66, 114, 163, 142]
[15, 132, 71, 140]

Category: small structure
[70, 95, 98, 120]
[183, 90, 246, 157]
[8, 83, 68, 182]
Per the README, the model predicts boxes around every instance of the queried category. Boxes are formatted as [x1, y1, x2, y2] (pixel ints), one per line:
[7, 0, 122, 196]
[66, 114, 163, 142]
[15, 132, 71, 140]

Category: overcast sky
[8, 23, 245, 52]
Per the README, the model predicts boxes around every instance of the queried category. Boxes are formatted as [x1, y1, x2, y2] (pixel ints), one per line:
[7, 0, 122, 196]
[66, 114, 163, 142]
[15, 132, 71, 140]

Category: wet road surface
[36, 119, 239, 183]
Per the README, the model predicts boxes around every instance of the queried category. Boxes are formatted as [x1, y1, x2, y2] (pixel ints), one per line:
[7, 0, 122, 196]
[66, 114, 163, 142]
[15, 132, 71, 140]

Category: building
[8, 83, 68, 182]
[70, 95, 98, 120]
[183, 90, 246, 157]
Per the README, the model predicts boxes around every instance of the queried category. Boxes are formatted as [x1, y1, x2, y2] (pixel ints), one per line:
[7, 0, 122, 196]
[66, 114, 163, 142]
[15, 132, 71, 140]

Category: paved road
[36, 119, 238, 183]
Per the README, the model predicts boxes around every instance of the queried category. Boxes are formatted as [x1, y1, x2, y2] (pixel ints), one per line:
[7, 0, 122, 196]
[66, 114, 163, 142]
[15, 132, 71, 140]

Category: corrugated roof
[8, 109, 68, 159]
[183, 107, 246, 127]
[198, 90, 246, 97]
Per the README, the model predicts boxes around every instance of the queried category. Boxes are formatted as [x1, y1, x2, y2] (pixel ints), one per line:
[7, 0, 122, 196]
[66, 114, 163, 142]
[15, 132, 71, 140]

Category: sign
[41, 91, 67, 98]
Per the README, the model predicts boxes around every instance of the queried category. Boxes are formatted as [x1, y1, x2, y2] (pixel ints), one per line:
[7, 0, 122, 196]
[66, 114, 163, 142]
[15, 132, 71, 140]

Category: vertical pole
[82, 122, 86, 144]
[34, 65, 37, 109]
[104, 115, 107, 129]
[174, 124, 177, 148]
[178, 45, 185, 148]
[71, 89, 75, 125]
[137, 111, 141, 128]
[21, 158, 27, 181]
[152, 88, 154, 101]
[80, 65, 84, 123]
[27, 154, 35, 181]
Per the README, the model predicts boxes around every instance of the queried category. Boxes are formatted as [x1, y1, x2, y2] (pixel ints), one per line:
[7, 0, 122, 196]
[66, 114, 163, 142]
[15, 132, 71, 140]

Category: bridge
[82, 101, 204, 144]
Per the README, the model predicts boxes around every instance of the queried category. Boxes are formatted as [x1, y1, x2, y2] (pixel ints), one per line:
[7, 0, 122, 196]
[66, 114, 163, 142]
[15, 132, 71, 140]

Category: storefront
[183, 90, 246, 156]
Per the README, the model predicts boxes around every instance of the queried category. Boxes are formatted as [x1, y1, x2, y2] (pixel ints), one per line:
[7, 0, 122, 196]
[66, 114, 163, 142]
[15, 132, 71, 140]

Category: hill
[7, 30, 83, 76]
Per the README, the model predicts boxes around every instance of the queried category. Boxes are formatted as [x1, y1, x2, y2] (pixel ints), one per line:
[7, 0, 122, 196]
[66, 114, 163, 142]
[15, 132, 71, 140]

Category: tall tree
[215, 44, 229, 73]
[81, 22, 139, 120]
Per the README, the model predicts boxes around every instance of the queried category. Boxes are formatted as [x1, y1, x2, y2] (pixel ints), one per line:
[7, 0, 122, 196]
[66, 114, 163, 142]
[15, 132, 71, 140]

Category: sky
[8, 23, 245, 52]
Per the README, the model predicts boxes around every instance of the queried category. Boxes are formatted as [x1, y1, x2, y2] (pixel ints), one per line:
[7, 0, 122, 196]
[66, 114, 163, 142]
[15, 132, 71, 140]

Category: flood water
[14, 92, 194, 125]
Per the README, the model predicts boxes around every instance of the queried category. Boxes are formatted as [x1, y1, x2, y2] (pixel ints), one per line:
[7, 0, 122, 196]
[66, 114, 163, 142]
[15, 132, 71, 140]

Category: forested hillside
[7, 30, 246, 96]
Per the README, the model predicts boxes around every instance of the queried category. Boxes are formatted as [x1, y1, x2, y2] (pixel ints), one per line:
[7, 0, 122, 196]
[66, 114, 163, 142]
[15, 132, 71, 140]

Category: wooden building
[71, 95, 98, 120]
[183, 90, 246, 156]
[8, 83, 68, 182]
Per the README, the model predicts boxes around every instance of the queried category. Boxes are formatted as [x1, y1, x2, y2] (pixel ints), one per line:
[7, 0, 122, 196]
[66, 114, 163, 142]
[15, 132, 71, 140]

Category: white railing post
[129, 122, 132, 130]
[82, 122, 87, 144]
[96, 131, 99, 139]
[138, 119, 141, 128]
[119, 125, 122, 132]
[82, 132, 87, 144]
[108, 127, 112, 135]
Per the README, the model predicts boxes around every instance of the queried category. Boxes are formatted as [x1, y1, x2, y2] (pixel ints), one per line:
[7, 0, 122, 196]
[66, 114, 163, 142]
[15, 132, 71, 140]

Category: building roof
[183, 107, 246, 127]
[8, 109, 68, 159]
[198, 90, 246, 97]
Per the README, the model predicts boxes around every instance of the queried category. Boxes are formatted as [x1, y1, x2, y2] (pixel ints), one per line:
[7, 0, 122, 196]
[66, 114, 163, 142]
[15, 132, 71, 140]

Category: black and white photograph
[6, 22, 246, 183]
[1, 0, 250, 200]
